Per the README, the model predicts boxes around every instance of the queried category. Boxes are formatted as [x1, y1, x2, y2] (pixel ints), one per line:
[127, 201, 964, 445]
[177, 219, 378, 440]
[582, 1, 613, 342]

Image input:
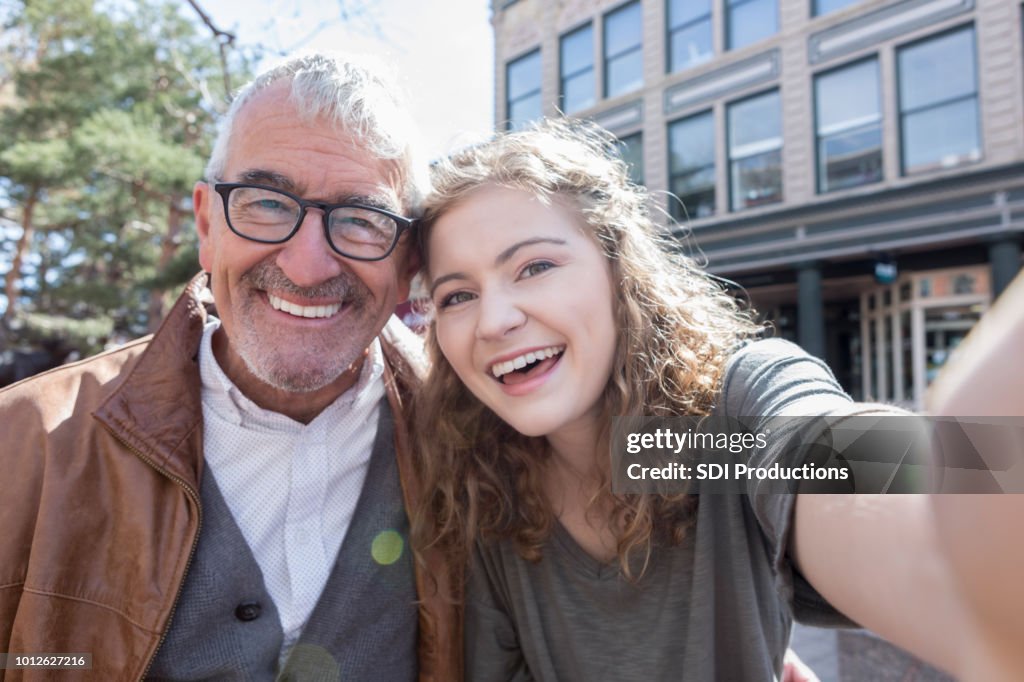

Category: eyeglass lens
[226, 185, 398, 259]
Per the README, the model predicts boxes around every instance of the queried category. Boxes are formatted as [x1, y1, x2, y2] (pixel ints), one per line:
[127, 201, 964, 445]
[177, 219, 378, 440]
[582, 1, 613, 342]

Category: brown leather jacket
[0, 275, 462, 681]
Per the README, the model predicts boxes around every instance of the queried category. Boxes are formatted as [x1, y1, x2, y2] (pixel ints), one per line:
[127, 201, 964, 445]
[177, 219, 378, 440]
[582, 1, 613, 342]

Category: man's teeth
[268, 294, 342, 319]
[491, 346, 564, 379]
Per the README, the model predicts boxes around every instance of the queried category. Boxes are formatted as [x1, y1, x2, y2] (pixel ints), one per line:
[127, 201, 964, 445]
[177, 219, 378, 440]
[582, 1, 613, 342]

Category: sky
[203, 0, 497, 159]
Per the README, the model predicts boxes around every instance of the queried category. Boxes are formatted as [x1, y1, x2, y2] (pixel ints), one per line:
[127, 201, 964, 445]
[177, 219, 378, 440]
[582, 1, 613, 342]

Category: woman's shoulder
[718, 338, 850, 417]
[726, 337, 816, 371]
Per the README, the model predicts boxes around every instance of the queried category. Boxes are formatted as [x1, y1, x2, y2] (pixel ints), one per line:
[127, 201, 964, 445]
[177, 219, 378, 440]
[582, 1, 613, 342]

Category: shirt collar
[198, 316, 384, 431]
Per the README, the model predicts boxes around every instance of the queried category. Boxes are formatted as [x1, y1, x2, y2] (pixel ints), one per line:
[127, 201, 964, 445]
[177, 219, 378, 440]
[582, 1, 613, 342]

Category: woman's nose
[475, 289, 528, 341]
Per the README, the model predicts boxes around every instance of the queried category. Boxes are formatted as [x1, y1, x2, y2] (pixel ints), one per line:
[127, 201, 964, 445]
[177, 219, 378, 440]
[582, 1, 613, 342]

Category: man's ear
[194, 181, 214, 272]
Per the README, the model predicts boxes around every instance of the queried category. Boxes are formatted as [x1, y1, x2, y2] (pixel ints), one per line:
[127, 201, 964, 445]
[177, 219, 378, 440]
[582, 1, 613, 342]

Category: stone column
[989, 237, 1022, 299]
[797, 261, 825, 359]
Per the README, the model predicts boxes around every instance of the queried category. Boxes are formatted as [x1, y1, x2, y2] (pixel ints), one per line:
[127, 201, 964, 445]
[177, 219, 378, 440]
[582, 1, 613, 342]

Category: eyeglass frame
[211, 181, 415, 262]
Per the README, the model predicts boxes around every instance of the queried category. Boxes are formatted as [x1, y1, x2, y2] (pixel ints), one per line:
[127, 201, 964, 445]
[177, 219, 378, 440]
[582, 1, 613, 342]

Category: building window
[898, 27, 981, 174]
[668, 111, 715, 220]
[604, 1, 643, 98]
[727, 0, 778, 51]
[728, 90, 782, 211]
[506, 49, 542, 131]
[668, 0, 713, 73]
[615, 132, 644, 185]
[813, 0, 860, 16]
[561, 24, 595, 115]
[815, 58, 883, 193]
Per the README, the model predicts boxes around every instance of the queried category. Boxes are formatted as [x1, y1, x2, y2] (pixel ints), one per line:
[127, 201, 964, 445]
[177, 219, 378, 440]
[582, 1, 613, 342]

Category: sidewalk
[790, 625, 955, 682]
[791, 623, 839, 681]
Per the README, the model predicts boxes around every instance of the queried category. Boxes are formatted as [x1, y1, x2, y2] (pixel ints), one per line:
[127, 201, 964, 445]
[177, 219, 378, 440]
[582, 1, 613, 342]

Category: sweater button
[235, 601, 262, 622]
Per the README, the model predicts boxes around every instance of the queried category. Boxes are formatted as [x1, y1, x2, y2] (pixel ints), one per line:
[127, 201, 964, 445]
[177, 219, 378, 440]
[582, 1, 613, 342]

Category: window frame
[813, 56, 884, 194]
[602, 0, 644, 99]
[615, 131, 645, 185]
[668, 109, 717, 221]
[727, 88, 784, 212]
[666, 0, 714, 74]
[560, 22, 596, 115]
[895, 24, 982, 176]
[812, 0, 860, 18]
[505, 48, 543, 132]
[725, 0, 779, 51]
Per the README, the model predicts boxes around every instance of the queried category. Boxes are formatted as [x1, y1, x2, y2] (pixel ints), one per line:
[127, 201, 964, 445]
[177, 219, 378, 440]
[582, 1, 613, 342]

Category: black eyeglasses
[213, 182, 414, 262]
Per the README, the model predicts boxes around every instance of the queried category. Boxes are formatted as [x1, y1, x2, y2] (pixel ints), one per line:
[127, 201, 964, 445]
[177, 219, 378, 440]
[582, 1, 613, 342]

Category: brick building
[491, 0, 1024, 408]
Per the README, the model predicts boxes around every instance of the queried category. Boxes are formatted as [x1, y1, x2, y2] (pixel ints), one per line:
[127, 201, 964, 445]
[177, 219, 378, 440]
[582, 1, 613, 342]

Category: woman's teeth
[491, 346, 564, 379]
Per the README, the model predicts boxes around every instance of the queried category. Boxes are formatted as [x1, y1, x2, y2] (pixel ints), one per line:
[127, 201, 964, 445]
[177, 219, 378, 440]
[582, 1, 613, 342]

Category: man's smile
[267, 293, 343, 319]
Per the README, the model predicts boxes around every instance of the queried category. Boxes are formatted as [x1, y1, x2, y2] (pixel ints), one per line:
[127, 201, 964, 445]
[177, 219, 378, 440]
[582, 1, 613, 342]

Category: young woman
[410, 119, 1021, 681]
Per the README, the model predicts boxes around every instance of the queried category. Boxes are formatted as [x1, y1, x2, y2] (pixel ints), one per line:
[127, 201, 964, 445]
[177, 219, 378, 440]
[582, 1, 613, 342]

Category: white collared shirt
[197, 317, 384, 651]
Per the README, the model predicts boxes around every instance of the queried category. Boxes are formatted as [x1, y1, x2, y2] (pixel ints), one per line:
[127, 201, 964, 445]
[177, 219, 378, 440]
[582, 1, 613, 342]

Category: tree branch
[182, 0, 235, 96]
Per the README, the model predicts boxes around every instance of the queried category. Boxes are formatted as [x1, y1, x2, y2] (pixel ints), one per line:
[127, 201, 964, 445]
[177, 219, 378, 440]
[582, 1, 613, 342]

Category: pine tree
[0, 0, 246, 358]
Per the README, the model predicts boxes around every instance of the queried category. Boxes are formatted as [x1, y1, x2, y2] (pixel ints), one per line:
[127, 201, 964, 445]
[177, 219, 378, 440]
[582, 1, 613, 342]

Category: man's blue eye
[338, 216, 373, 228]
[257, 199, 286, 210]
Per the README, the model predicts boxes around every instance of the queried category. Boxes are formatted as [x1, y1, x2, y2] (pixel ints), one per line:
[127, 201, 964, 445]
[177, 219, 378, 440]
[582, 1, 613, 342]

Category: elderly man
[0, 53, 458, 680]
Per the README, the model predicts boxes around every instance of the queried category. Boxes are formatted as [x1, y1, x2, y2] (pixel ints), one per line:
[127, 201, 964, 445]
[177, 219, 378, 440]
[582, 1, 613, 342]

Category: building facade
[491, 0, 1024, 408]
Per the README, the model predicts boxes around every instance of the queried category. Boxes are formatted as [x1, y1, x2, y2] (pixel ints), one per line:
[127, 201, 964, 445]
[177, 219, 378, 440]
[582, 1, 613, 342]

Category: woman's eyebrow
[429, 272, 467, 297]
[495, 237, 567, 266]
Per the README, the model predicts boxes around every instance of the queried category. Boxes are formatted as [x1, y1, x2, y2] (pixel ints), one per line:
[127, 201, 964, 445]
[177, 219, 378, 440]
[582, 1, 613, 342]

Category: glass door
[860, 266, 989, 410]
[924, 304, 983, 385]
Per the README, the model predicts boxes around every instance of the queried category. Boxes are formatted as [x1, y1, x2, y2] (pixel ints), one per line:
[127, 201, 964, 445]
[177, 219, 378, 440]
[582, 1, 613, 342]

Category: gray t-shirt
[465, 339, 869, 682]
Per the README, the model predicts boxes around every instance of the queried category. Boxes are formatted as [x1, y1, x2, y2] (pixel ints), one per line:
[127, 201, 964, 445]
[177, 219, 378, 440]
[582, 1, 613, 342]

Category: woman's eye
[521, 261, 554, 278]
[438, 291, 474, 308]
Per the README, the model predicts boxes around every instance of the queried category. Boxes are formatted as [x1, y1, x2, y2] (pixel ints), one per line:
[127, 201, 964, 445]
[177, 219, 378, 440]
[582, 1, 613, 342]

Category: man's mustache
[241, 260, 368, 304]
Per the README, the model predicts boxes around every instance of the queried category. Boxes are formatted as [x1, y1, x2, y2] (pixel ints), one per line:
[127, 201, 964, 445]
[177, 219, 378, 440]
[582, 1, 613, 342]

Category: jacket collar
[93, 273, 210, 488]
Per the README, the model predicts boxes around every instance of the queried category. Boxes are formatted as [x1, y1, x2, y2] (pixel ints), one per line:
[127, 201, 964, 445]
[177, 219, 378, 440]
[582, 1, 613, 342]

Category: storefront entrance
[860, 266, 990, 409]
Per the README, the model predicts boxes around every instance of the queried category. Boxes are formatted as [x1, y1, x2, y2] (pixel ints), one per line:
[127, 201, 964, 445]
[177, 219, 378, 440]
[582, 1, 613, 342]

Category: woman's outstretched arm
[790, 494, 966, 674]
[928, 270, 1024, 680]
[791, 271, 1024, 680]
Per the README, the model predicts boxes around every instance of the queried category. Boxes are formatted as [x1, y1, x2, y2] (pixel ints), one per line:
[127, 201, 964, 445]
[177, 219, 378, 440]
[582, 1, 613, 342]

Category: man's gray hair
[205, 52, 427, 212]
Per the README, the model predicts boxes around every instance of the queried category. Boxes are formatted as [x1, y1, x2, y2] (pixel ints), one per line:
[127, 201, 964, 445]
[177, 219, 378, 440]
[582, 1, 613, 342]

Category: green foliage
[0, 0, 251, 356]
[145, 237, 201, 291]
[75, 109, 205, 194]
[0, 137, 71, 185]
[20, 311, 115, 356]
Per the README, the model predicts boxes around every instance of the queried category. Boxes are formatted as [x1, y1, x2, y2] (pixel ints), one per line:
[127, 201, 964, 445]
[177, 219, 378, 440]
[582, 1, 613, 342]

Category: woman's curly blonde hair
[411, 118, 762, 580]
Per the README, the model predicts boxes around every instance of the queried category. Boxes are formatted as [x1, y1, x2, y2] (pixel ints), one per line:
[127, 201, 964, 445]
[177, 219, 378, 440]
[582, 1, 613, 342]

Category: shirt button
[235, 601, 262, 622]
